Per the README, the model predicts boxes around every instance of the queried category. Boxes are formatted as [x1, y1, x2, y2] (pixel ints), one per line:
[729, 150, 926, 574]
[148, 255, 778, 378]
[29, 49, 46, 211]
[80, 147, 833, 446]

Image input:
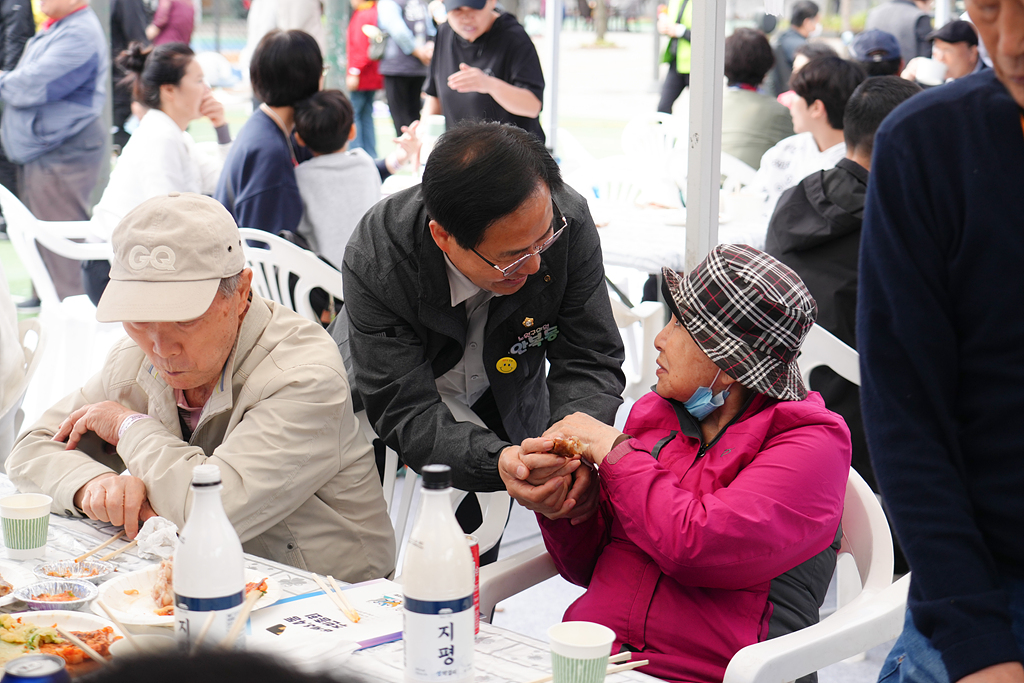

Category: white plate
[7, 609, 124, 637]
[93, 567, 282, 626]
[0, 561, 43, 607]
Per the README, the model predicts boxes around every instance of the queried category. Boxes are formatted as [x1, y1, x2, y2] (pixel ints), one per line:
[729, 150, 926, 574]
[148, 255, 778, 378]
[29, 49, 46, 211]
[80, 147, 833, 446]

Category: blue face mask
[683, 369, 730, 420]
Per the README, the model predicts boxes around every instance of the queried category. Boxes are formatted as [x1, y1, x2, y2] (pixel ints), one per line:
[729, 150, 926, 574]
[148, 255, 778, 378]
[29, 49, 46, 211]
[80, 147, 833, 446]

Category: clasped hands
[52, 401, 156, 538]
[498, 412, 625, 524]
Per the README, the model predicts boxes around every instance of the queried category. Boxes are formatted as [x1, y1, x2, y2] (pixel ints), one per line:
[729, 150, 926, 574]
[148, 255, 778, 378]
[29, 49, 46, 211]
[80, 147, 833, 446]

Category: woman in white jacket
[83, 41, 231, 304]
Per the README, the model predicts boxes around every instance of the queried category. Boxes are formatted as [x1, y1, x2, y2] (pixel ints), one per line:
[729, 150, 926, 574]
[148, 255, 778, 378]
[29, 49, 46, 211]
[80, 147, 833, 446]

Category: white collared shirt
[434, 255, 499, 408]
[750, 132, 847, 215]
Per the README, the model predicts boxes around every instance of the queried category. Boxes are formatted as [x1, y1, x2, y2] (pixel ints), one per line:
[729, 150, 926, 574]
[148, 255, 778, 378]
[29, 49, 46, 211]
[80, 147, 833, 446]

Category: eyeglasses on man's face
[472, 203, 567, 278]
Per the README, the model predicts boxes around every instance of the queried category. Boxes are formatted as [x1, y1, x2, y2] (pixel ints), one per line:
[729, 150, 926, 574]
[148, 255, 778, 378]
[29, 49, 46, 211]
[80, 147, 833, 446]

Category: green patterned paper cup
[548, 621, 616, 683]
[1, 493, 51, 560]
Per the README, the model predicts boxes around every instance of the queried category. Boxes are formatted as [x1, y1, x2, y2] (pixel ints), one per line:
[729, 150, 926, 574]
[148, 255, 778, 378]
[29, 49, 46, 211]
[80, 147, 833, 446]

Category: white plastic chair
[720, 152, 758, 194]
[797, 323, 865, 619]
[0, 319, 45, 467]
[479, 469, 909, 681]
[609, 297, 666, 402]
[237, 228, 343, 323]
[0, 186, 124, 426]
[798, 324, 860, 387]
[382, 397, 511, 580]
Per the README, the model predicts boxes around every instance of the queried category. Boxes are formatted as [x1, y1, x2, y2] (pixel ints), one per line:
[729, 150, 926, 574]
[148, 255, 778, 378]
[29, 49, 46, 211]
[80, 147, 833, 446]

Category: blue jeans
[349, 89, 378, 159]
[879, 576, 1024, 683]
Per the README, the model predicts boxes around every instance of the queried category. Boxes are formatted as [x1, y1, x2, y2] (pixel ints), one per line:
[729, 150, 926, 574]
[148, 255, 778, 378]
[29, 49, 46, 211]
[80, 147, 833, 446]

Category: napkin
[135, 516, 179, 560]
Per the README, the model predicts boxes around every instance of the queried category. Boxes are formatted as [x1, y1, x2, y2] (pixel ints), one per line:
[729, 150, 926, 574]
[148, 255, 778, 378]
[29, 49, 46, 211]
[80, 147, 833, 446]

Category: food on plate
[123, 589, 139, 596]
[44, 567, 100, 579]
[245, 578, 269, 597]
[30, 591, 79, 603]
[550, 436, 584, 457]
[0, 615, 121, 668]
[0, 573, 12, 597]
[152, 559, 173, 609]
[154, 605, 174, 616]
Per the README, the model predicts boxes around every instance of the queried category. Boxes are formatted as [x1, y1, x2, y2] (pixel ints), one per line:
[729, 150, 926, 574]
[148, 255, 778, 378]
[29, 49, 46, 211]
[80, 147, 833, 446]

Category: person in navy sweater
[857, 0, 1024, 682]
[215, 29, 319, 236]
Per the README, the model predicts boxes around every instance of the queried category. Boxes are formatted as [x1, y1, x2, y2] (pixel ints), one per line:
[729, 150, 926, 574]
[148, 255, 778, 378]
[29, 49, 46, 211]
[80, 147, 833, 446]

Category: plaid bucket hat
[660, 244, 817, 401]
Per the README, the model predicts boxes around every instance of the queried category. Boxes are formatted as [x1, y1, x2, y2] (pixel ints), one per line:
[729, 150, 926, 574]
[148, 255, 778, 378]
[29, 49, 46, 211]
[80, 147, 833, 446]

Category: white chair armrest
[722, 574, 910, 683]
[478, 542, 558, 623]
[32, 230, 112, 262]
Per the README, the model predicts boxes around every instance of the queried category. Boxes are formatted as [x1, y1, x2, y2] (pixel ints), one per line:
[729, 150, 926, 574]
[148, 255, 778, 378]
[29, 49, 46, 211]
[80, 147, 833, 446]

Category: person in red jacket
[502, 245, 852, 683]
[347, 0, 384, 158]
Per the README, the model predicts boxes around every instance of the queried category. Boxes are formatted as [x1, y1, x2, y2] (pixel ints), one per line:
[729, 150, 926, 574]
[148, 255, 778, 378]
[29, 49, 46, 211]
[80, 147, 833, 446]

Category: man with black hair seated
[764, 75, 922, 573]
[749, 55, 866, 213]
[333, 121, 625, 563]
[768, 0, 820, 96]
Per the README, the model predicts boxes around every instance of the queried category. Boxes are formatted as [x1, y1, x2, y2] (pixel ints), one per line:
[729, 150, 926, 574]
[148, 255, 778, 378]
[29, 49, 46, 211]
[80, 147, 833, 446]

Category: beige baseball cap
[96, 193, 246, 323]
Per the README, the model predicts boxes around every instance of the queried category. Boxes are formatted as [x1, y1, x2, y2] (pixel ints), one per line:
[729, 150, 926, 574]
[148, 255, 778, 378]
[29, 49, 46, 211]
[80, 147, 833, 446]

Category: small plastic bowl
[109, 634, 177, 658]
[15, 579, 99, 611]
[34, 559, 115, 583]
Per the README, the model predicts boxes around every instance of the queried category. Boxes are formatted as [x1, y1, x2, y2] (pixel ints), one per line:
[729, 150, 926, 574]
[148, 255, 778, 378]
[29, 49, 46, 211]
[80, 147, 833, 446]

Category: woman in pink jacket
[512, 245, 851, 683]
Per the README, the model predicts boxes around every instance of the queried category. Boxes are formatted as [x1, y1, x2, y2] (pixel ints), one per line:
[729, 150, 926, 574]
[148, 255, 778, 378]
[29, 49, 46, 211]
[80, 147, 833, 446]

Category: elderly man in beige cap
[7, 193, 396, 582]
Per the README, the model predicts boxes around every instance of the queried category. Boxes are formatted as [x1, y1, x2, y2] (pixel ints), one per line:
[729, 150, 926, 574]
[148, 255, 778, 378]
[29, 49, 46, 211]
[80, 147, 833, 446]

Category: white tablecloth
[591, 201, 770, 273]
[0, 475, 658, 682]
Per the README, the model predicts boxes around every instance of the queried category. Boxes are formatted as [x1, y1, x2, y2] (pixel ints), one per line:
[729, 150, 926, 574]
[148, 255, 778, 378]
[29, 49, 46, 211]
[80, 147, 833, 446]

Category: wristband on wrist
[117, 413, 153, 441]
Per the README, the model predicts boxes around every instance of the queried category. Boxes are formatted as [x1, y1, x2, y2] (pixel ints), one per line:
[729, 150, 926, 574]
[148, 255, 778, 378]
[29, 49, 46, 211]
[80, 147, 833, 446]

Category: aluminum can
[2, 655, 72, 683]
[466, 534, 480, 635]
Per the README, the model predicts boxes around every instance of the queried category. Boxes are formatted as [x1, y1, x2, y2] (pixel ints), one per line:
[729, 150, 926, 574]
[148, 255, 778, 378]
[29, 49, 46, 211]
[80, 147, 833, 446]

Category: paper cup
[1, 493, 52, 560]
[548, 621, 616, 683]
[915, 57, 948, 86]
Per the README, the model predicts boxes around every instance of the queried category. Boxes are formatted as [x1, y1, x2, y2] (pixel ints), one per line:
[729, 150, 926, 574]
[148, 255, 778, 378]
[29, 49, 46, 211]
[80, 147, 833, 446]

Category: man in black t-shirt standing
[422, 0, 545, 142]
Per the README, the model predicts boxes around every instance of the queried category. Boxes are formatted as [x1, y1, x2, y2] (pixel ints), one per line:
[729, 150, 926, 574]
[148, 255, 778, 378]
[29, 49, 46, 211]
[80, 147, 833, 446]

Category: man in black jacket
[0, 0, 33, 198]
[334, 122, 625, 560]
[764, 75, 920, 572]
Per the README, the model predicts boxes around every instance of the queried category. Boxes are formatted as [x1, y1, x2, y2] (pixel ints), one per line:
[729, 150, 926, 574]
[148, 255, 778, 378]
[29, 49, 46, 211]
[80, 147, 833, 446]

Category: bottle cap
[421, 464, 452, 490]
[191, 464, 222, 486]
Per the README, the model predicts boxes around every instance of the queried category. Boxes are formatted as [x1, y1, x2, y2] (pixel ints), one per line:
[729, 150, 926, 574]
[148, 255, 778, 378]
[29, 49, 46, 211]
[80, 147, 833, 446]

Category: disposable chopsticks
[311, 574, 360, 623]
[98, 538, 138, 562]
[74, 530, 125, 563]
[220, 588, 262, 648]
[55, 626, 107, 664]
[94, 599, 139, 652]
[524, 652, 640, 683]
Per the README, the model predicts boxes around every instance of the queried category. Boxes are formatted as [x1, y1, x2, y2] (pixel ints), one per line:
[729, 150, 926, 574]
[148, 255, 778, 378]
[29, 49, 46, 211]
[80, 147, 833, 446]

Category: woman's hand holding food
[544, 412, 626, 466]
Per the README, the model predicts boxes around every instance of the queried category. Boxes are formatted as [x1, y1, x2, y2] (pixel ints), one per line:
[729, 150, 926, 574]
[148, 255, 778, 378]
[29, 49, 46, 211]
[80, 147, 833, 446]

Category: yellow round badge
[496, 357, 517, 374]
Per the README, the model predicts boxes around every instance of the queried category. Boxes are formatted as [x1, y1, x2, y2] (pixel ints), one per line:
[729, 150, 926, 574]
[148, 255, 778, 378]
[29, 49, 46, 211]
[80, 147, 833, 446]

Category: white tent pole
[935, 0, 951, 28]
[542, 0, 563, 155]
[684, 0, 726, 271]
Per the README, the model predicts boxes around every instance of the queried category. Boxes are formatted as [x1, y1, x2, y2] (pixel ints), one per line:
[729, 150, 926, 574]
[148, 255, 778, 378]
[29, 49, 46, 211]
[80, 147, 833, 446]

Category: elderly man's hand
[544, 413, 625, 466]
[73, 473, 157, 539]
[52, 402, 137, 451]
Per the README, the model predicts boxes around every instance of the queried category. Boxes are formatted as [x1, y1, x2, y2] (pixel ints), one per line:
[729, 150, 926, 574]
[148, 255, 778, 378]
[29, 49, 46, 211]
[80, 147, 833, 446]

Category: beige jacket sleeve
[115, 351, 361, 544]
[7, 340, 140, 516]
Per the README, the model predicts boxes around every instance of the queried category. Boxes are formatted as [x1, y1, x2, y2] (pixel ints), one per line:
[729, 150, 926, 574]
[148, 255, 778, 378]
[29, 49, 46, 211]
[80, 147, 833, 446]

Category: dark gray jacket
[1, 0, 34, 71]
[334, 185, 626, 492]
[865, 0, 932, 61]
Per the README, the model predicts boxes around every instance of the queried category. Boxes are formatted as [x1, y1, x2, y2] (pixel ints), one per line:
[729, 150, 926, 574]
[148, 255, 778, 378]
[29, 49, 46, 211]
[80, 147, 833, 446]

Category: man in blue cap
[850, 29, 904, 76]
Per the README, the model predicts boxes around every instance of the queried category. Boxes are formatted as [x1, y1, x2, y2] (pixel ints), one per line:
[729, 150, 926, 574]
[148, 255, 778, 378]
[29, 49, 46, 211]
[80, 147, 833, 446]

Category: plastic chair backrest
[621, 113, 688, 169]
[798, 324, 860, 387]
[720, 152, 758, 194]
[609, 297, 666, 401]
[0, 319, 45, 466]
[0, 186, 59, 308]
[0, 186, 112, 312]
[237, 228, 343, 323]
[390, 396, 512, 579]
